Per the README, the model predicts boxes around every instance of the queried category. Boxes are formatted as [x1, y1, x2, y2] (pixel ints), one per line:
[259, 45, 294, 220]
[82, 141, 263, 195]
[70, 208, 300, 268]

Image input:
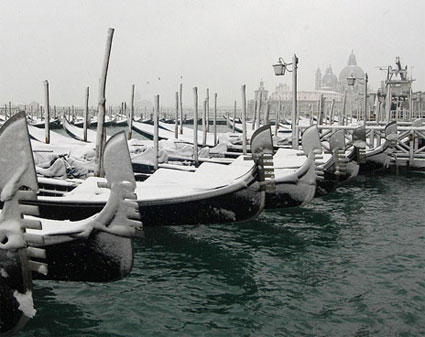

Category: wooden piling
[84, 87, 89, 142]
[206, 88, 210, 132]
[291, 54, 298, 149]
[329, 99, 335, 125]
[193, 87, 199, 165]
[174, 91, 179, 139]
[241, 85, 247, 155]
[43, 80, 50, 144]
[154, 95, 159, 170]
[129, 84, 135, 140]
[214, 93, 217, 146]
[202, 99, 207, 147]
[252, 100, 257, 130]
[341, 90, 347, 126]
[233, 100, 236, 132]
[318, 94, 325, 125]
[275, 102, 281, 137]
[179, 83, 183, 134]
[95, 27, 114, 177]
[256, 93, 262, 130]
[264, 99, 270, 125]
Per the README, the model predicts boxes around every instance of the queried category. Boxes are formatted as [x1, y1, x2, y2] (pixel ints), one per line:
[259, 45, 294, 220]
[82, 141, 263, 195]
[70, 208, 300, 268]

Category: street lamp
[273, 54, 299, 149]
[347, 72, 368, 123]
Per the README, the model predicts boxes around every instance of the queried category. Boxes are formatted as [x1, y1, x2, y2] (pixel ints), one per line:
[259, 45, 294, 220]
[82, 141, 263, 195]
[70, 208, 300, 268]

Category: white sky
[1, 0, 424, 107]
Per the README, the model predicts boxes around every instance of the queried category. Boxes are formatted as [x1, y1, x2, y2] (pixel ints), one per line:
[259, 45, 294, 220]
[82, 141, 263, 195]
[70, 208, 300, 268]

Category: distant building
[315, 51, 366, 94]
[255, 52, 367, 118]
[254, 80, 268, 101]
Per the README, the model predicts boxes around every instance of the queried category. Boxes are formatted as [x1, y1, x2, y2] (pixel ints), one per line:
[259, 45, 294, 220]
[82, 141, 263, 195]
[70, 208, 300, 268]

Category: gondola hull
[28, 177, 264, 226]
[34, 232, 134, 282]
[265, 155, 316, 209]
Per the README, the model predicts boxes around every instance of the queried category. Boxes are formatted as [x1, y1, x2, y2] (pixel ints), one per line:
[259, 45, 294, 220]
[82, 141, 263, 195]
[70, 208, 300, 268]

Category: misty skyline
[1, 0, 424, 107]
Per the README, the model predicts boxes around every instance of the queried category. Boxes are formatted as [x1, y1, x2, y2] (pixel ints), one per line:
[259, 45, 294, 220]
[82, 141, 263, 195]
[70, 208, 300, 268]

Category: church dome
[321, 65, 338, 90]
[339, 51, 365, 84]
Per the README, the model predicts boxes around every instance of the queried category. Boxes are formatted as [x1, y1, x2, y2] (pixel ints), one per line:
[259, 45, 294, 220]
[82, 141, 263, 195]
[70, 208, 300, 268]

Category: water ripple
[21, 172, 425, 336]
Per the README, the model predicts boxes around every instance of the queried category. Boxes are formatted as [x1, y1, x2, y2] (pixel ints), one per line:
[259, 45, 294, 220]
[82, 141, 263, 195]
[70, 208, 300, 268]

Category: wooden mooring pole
[84, 86, 89, 142]
[43, 80, 50, 144]
[233, 100, 236, 132]
[214, 93, 217, 146]
[154, 95, 159, 170]
[193, 87, 199, 165]
[95, 27, 114, 177]
[129, 84, 135, 140]
[241, 85, 247, 155]
[179, 83, 183, 134]
[174, 91, 179, 139]
[202, 99, 207, 147]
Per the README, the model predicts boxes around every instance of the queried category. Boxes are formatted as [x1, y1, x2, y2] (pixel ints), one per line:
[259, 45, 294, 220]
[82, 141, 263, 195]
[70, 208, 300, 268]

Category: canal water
[18, 123, 425, 336]
[19, 169, 425, 336]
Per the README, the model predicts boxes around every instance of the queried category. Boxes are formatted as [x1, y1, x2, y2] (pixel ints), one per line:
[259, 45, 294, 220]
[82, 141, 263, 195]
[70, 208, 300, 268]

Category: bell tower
[315, 67, 322, 90]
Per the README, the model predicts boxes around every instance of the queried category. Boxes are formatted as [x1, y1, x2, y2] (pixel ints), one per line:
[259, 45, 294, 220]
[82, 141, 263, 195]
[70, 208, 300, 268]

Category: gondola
[0, 113, 142, 335]
[23, 126, 275, 227]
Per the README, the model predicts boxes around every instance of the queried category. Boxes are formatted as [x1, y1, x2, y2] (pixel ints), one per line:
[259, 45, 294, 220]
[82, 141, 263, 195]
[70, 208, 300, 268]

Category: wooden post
[256, 93, 262, 130]
[329, 99, 335, 125]
[275, 102, 281, 136]
[252, 100, 257, 130]
[341, 90, 347, 126]
[179, 83, 183, 134]
[83, 86, 89, 142]
[241, 85, 247, 155]
[291, 54, 298, 149]
[264, 99, 270, 125]
[206, 88, 210, 132]
[8, 102, 12, 119]
[54, 105, 57, 119]
[202, 99, 207, 147]
[43, 80, 50, 144]
[153, 95, 159, 170]
[129, 84, 135, 140]
[174, 91, 179, 139]
[317, 94, 324, 125]
[233, 100, 237, 132]
[385, 85, 391, 122]
[95, 27, 114, 177]
[193, 87, 199, 165]
[214, 93, 217, 146]
[4, 104, 7, 119]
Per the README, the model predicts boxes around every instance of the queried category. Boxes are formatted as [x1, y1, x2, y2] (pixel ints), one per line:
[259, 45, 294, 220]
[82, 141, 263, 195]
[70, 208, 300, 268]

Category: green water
[19, 171, 425, 336]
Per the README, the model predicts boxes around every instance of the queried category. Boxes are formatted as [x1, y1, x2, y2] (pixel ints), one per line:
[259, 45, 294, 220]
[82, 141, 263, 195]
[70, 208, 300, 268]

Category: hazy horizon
[1, 0, 424, 107]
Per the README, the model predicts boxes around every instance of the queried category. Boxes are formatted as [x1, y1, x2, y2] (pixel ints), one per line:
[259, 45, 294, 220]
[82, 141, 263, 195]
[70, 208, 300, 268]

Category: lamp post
[347, 73, 368, 123]
[273, 54, 299, 149]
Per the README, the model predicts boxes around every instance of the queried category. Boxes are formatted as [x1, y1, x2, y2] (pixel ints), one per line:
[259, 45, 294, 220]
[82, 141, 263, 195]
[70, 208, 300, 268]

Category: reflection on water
[21, 172, 425, 336]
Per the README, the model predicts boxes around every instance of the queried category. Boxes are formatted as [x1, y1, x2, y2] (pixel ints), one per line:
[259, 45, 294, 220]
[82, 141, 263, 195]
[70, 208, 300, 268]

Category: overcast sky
[1, 0, 424, 107]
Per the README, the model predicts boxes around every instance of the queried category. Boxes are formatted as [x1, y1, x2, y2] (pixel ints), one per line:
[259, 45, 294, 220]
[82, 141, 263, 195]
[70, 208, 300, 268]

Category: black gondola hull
[27, 179, 264, 227]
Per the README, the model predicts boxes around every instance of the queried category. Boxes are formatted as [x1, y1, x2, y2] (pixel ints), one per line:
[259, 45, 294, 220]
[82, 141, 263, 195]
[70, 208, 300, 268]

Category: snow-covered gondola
[0, 113, 142, 335]
[62, 117, 103, 143]
[29, 117, 62, 129]
[23, 126, 275, 227]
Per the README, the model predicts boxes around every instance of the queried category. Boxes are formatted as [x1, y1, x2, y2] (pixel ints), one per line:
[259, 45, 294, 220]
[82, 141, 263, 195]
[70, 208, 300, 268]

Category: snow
[13, 290, 36, 318]
[212, 208, 236, 221]
[39, 155, 256, 203]
[0, 267, 8, 278]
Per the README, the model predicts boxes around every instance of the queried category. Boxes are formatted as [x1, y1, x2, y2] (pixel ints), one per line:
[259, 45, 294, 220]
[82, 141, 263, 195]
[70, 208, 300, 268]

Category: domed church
[315, 51, 365, 94]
